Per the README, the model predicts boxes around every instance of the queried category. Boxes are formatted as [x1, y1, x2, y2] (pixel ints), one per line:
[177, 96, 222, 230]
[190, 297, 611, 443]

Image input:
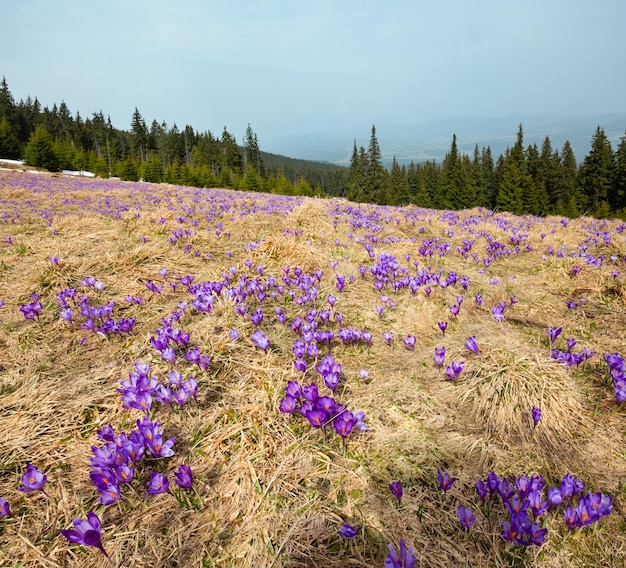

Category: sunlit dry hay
[2, 170, 626, 566]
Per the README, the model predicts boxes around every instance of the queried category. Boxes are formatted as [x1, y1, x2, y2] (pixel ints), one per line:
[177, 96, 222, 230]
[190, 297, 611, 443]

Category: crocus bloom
[531, 407, 542, 428]
[403, 335, 416, 350]
[61, 511, 108, 557]
[385, 538, 416, 568]
[251, 329, 270, 352]
[389, 480, 403, 505]
[547, 326, 562, 345]
[279, 395, 298, 414]
[464, 336, 479, 355]
[457, 505, 475, 528]
[434, 347, 445, 367]
[147, 472, 170, 495]
[174, 464, 193, 490]
[19, 464, 47, 495]
[438, 321, 448, 335]
[445, 361, 465, 381]
[437, 469, 457, 492]
[0, 498, 12, 517]
[338, 524, 360, 538]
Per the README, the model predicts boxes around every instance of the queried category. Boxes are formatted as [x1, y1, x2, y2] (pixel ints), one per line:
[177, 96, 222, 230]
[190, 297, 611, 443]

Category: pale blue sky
[1, 0, 624, 156]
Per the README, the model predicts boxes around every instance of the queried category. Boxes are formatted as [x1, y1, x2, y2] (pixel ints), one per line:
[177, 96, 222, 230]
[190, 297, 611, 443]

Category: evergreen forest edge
[1, 77, 625, 220]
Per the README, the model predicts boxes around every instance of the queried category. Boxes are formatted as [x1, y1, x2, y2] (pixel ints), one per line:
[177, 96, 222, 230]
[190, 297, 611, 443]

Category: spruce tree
[24, 126, 60, 171]
[221, 127, 242, 175]
[131, 108, 148, 162]
[0, 117, 21, 159]
[389, 157, 410, 205]
[578, 126, 614, 215]
[613, 133, 626, 214]
[441, 134, 470, 209]
[363, 125, 390, 204]
[142, 153, 163, 183]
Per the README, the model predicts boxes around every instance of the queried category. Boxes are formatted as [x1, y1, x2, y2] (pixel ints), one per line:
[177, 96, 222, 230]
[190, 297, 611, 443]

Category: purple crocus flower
[437, 469, 457, 492]
[547, 326, 562, 345]
[61, 511, 108, 557]
[334, 411, 356, 438]
[403, 334, 416, 350]
[389, 480, 403, 505]
[174, 464, 193, 490]
[475, 480, 488, 502]
[385, 538, 416, 568]
[434, 347, 445, 367]
[0, 497, 12, 517]
[251, 329, 270, 352]
[547, 487, 563, 508]
[438, 321, 448, 335]
[279, 395, 298, 414]
[147, 472, 170, 495]
[464, 336, 479, 355]
[382, 331, 393, 345]
[19, 464, 48, 495]
[445, 361, 465, 381]
[531, 407, 542, 428]
[457, 505, 475, 528]
[338, 524, 360, 538]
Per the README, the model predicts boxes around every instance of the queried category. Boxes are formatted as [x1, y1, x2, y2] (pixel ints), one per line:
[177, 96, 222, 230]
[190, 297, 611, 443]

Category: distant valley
[266, 113, 626, 167]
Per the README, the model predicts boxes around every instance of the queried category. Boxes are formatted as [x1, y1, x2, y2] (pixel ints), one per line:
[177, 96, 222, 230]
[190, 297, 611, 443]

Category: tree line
[348, 124, 626, 219]
[0, 77, 346, 197]
[1, 76, 625, 218]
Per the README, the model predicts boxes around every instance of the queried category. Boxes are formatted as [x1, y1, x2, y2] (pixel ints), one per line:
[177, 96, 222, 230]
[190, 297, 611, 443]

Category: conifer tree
[389, 157, 410, 205]
[578, 127, 614, 214]
[480, 146, 497, 208]
[221, 127, 242, 176]
[363, 125, 390, 204]
[0, 117, 21, 159]
[24, 126, 60, 171]
[131, 108, 148, 162]
[441, 134, 469, 209]
[469, 146, 486, 207]
[346, 140, 366, 202]
[244, 124, 265, 178]
[613, 133, 626, 214]
[496, 125, 535, 215]
[142, 153, 163, 183]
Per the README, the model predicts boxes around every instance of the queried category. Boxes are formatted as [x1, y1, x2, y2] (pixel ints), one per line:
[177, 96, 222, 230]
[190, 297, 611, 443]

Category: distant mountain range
[267, 113, 626, 167]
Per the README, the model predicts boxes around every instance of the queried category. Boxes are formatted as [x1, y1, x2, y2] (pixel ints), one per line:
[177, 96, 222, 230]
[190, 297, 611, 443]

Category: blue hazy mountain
[267, 113, 626, 167]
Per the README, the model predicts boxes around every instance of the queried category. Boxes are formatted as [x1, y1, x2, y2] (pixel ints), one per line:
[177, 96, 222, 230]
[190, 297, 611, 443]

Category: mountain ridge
[265, 113, 626, 167]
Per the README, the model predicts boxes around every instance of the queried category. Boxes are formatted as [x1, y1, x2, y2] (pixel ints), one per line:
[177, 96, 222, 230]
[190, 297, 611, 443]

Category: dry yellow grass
[1, 169, 626, 567]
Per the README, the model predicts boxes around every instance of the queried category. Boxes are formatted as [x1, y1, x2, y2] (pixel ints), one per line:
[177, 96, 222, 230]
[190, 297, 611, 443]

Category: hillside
[1, 169, 626, 566]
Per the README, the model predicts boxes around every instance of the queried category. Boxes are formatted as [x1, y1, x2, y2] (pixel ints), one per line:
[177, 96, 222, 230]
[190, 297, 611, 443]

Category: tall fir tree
[441, 134, 470, 209]
[362, 125, 390, 204]
[578, 126, 614, 215]
[131, 108, 148, 162]
[24, 126, 60, 171]
[389, 157, 410, 205]
[613, 133, 626, 214]
[244, 124, 265, 178]
[496, 125, 534, 215]
[0, 117, 21, 158]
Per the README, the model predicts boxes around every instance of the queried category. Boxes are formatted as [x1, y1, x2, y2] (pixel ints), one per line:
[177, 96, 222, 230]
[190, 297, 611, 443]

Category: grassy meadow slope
[1, 167, 626, 567]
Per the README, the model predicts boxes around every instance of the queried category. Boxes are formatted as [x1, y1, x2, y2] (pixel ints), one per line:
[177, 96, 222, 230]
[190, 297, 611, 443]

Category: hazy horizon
[1, 0, 625, 162]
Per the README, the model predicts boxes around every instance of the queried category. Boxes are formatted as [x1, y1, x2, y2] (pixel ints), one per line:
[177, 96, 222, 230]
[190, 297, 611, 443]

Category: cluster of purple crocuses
[279, 379, 367, 438]
[603, 352, 626, 402]
[473, 471, 612, 545]
[20, 274, 137, 337]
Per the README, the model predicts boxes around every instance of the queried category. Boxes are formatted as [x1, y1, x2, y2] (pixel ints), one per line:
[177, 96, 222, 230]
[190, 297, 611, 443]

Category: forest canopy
[1, 77, 625, 219]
